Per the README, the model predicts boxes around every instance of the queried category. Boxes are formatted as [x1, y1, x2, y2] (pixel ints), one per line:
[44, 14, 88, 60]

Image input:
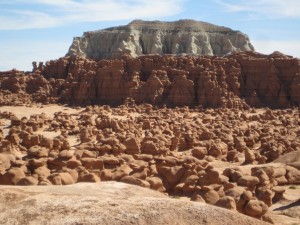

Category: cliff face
[67, 20, 255, 59]
[1, 51, 299, 108]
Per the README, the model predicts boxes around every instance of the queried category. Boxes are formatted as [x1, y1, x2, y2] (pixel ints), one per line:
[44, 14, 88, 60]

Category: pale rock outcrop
[67, 20, 254, 59]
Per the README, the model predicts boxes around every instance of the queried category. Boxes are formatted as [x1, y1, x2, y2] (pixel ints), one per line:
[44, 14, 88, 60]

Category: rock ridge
[0, 51, 299, 108]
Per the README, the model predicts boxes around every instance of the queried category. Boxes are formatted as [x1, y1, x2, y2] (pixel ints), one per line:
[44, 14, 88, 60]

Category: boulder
[216, 196, 236, 211]
[78, 173, 100, 183]
[192, 147, 207, 159]
[80, 158, 104, 170]
[0, 167, 25, 185]
[48, 172, 75, 185]
[124, 137, 140, 154]
[28, 146, 49, 158]
[286, 166, 300, 184]
[17, 176, 38, 186]
[0, 153, 15, 173]
[157, 166, 185, 187]
[199, 189, 220, 205]
[146, 176, 166, 192]
[237, 175, 259, 187]
[244, 200, 268, 218]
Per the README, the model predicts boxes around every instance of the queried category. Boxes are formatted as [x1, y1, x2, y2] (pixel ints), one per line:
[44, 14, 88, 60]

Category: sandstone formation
[67, 20, 254, 59]
[0, 51, 299, 108]
[0, 182, 269, 225]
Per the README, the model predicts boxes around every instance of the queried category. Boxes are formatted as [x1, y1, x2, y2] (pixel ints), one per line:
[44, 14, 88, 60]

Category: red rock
[78, 173, 100, 183]
[216, 196, 237, 211]
[244, 200, 268, 218]
[199, 189, 220, 205]
[1, 52, 300, 108]
[0, 167, 25, 185]
[28, 146, 49, 158]
[157, 166, 185, 187]
[80, 158, 104, 170]
[17, 176, 38, 186]
[237, 175, 260, 187]
[192, 147, 207, 159]
[123, 137, 140, 154]
[48, 172, 75, 185]
[146, 176, 166, 192]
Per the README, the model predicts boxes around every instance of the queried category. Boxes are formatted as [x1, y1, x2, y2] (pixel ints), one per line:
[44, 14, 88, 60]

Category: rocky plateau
[67, 20, 255, 59]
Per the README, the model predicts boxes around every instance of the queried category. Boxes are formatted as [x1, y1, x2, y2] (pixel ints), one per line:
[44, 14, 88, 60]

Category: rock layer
[67, 20, 255, 59]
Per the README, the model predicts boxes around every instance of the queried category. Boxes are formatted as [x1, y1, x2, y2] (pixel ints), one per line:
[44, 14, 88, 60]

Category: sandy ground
[0, 105, 83, 118]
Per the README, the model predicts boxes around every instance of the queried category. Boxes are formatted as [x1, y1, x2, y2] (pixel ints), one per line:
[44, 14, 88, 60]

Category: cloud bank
[0, 0, 185, 30]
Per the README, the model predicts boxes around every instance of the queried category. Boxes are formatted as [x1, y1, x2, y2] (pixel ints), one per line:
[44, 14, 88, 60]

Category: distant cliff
[66, 20, 255, 59]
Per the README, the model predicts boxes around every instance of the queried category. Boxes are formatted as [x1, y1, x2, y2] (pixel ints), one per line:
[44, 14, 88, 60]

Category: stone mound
[67, 19, 254, 59]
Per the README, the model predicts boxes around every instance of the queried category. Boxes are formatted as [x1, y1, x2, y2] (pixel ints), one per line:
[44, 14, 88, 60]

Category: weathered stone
[67, 20, 254, 59]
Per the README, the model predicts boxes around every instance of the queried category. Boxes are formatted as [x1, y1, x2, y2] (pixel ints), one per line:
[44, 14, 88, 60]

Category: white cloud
[0, 10, 60, 30]
[215, 0, 300, 19]
[252, 40, 300, 58]
[0, 0, 185, 30]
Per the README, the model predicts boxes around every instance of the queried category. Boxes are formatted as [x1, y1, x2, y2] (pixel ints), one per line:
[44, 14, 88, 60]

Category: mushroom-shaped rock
[272, 186, 285, 203]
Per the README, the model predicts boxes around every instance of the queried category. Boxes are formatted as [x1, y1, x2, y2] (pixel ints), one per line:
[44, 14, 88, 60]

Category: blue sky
[1, 0, 300, 71]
